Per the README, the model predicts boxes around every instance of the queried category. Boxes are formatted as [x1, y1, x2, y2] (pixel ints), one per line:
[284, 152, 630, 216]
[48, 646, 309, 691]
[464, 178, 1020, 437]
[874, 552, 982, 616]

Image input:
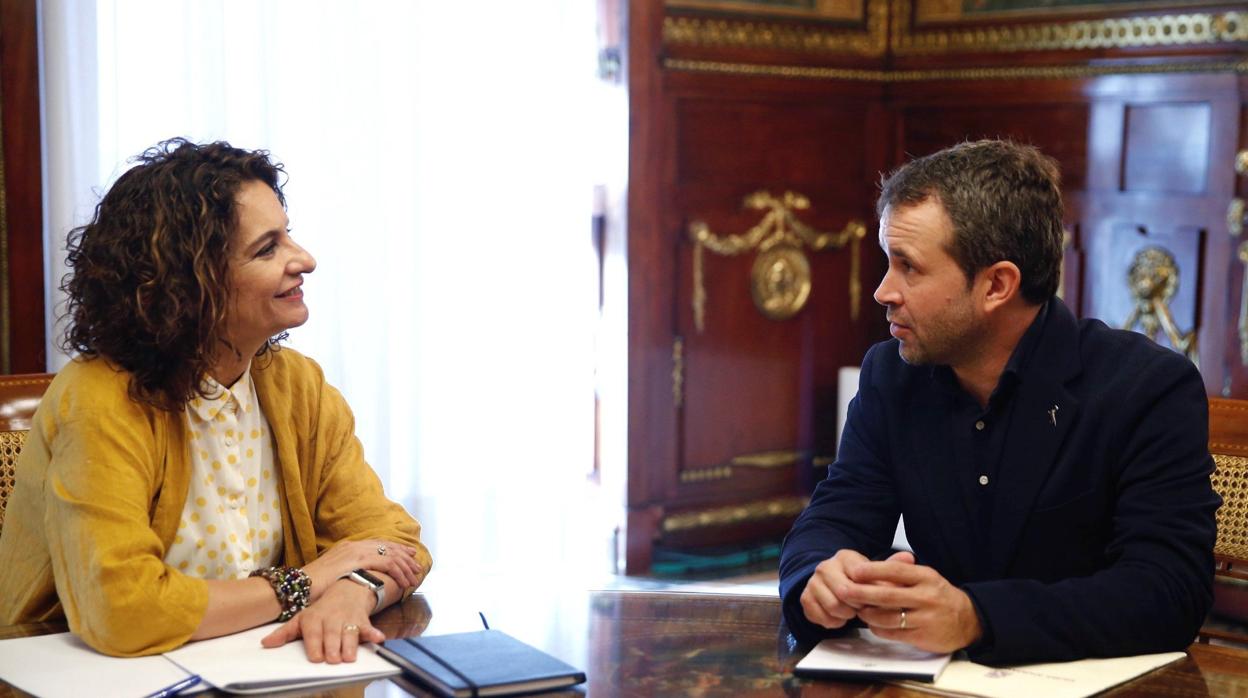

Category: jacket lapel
[987, 301, 1083, 576]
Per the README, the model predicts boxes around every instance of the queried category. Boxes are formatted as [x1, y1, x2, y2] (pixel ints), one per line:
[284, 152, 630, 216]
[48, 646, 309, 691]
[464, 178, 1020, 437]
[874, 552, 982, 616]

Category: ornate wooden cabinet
[625, 0, 1248, 572]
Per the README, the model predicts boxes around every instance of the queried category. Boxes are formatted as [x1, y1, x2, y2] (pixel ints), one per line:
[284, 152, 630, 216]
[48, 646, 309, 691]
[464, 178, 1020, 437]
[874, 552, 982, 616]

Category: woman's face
[223, 180, 316, 354]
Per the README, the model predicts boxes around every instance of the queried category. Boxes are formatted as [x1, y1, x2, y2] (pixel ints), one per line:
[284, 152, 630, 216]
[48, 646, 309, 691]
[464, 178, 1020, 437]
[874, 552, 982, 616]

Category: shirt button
[975, 420, 985, 431]
[978, 475, 989, 486]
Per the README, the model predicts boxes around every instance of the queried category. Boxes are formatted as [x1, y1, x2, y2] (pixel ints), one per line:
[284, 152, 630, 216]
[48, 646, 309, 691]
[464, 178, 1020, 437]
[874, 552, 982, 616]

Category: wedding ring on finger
[343, 623, 360, 634]
[899, 609, 907, 630]
[377, 544, 388, 556]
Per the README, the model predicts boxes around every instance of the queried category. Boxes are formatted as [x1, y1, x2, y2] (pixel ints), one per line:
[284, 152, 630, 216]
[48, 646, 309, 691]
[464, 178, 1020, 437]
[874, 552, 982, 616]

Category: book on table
[794, 629, 952, 682]
[378, 629, 586, 698]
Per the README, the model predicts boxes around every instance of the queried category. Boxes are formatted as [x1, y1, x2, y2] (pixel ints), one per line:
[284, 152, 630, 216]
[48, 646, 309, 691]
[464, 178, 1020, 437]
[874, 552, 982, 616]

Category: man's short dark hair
[876, 140, 1065, 305]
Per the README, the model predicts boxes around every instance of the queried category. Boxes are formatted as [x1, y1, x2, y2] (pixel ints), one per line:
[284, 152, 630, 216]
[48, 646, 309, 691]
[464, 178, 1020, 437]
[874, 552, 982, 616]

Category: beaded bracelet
[249, 565, 311, 621]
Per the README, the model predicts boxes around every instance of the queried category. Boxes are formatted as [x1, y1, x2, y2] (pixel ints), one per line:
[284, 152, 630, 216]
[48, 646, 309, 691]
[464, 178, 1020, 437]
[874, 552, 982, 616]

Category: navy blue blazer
[779, 299, 1219, 665]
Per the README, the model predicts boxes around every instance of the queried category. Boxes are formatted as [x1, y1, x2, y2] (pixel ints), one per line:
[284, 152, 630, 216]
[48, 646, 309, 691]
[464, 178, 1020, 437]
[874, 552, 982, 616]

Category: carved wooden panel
[1123, 104, 1211, 194]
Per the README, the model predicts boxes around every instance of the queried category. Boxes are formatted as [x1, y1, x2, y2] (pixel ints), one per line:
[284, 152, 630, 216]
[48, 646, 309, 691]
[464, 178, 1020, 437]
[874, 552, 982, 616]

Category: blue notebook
[378, 629, 586, 697]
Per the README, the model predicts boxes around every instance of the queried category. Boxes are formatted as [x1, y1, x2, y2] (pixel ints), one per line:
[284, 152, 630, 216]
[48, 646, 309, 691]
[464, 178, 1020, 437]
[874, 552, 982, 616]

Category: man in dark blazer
[779, 140, 1219, 665]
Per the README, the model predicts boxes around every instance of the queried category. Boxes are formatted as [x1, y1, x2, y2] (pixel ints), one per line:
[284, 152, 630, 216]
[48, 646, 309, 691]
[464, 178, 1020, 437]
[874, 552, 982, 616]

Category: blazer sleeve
[963, 351, 1218, 664]
[42, 373, 208, 656]
[779, 344, 902, 643]
[306, 376, 433, 581]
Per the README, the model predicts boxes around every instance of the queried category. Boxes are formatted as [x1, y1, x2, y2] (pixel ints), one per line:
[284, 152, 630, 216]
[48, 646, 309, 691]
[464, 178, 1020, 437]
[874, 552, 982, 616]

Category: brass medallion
[750, 246, 812, 321]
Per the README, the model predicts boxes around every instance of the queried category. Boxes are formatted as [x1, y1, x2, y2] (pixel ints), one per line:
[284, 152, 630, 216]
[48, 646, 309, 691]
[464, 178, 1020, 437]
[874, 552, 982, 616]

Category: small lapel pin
[1048, 405, 1059, 427]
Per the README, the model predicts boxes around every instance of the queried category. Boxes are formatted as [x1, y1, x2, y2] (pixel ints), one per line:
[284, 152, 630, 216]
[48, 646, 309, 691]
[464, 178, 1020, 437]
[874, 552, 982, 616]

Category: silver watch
[339, 568, 385, 614]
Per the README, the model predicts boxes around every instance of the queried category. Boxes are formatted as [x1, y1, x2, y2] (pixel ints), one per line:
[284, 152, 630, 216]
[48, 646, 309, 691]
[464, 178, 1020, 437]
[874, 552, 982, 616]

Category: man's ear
[978, 261, 1022, 313]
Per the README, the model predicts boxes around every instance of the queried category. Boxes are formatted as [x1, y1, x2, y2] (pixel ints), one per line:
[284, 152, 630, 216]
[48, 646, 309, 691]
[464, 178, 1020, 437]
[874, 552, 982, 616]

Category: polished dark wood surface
[0, 0, 46, 373]
[4, 590, 1248, 697]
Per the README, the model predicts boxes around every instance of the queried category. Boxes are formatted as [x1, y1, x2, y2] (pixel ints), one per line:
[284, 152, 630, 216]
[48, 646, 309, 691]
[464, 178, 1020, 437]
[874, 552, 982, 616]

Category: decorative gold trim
[689, 191, 866, 332]
[680, 465, 734, 483]
[813, 455, 835, 467]
[663, 0, 888, 56]
[1236, 150, 1248, 175]
[661, 495, 808, 532]
[1239, 242, 1248, 366]
[894, 0, 1246, 55]
[1123, 246, 1198, 365]
[730, 449, 804, 468]
[667, 0, 864, 21]
[664, 56, 1248, 81]
[1231, 198, 1245, 238]
[672, 335, 685, 409]
[751, 245, 813, 321]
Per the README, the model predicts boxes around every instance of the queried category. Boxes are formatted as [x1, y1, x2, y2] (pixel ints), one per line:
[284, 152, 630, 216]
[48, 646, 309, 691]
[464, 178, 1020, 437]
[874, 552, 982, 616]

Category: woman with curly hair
[0, 139, 431, 662]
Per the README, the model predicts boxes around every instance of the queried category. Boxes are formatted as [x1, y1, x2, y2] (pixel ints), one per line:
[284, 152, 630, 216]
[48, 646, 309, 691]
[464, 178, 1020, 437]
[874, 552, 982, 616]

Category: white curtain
[41, 0, 623, 577]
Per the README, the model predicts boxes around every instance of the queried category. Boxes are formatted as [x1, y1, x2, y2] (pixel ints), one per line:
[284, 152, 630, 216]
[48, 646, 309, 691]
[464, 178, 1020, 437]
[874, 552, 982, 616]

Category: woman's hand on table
[260, 579, 383, 663]
[302, 539, 424, 599]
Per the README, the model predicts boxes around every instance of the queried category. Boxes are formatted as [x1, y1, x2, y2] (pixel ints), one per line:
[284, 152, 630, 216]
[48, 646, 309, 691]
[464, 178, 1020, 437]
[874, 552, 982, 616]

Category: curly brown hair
[61, 138, 288, 411]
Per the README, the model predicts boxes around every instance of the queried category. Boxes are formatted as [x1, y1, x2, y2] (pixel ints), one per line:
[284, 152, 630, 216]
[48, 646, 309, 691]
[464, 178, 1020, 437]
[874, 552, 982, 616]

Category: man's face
[873, 199, 983, 367]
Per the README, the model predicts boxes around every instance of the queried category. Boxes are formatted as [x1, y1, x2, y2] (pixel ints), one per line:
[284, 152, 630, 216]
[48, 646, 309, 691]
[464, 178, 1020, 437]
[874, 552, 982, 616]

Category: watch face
[354, 569, 385, 588]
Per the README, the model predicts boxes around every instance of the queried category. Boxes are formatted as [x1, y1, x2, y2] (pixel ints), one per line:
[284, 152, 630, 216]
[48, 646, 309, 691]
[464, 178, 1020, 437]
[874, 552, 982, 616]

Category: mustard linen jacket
[0, 349, 430, 656]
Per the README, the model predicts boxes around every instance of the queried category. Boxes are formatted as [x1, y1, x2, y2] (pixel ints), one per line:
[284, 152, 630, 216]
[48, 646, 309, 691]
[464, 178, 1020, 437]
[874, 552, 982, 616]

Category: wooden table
[3, 589, 1247, 696]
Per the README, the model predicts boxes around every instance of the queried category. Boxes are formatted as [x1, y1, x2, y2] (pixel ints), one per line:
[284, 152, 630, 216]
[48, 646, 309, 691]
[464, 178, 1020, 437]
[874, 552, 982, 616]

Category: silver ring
[899, 609, 908, 630]
[343, 623, 359, 634]
[377, 545, 388, 556]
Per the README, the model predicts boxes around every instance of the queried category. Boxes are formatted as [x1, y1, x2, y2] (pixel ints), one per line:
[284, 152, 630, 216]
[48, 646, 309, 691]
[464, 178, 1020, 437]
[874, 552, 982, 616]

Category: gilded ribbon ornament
[688, 191, 866, 333]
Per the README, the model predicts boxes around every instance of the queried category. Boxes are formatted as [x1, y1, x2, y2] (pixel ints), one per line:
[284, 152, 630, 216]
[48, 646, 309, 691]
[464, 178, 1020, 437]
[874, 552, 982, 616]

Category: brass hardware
[1239, 242, 1248, 366]
[672, 335, 685, 409]
[663, 0, 888, 56]
[1123, 246, 1198, 365]
[688, 191, 866, 333]
[661, 496, 808, 533]
[1237, 150, 1248, 174]
[895, 1, 1247, 55]
[664, 57, 1248, 83]
[730, 450, 805, 468]
[679, 465, 734, 483]
[1231, 198, 1245, 238]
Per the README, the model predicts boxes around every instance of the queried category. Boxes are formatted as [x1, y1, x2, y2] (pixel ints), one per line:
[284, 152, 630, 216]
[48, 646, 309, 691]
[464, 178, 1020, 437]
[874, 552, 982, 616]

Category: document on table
[0, 632, 203, 698]
[893, 651, 1186, 698]
[0, 623, 399, 696]
[164, 623, 399, 694]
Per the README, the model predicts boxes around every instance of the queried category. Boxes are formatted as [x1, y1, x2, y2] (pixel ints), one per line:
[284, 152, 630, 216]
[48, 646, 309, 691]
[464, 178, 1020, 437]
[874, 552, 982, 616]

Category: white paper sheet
[163, 623, 400, 694]
[0, 632, 199, 698]
[896, 651, 1186, 698]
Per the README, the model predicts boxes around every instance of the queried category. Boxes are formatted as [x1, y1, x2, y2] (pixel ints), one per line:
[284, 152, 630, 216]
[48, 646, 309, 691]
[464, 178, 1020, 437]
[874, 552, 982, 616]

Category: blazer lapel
[987, 301, 1083, 576]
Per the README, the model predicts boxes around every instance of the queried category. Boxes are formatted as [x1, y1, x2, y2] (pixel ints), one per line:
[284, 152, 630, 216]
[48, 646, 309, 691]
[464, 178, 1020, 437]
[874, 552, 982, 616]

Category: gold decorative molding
[661, 495, 808, 533]
[730, 449, 804, 468]
[680, 464, 734, 483]
[664, 56, 1248, 82]
[1239, 243, 1248, 366]
[688, 191, 866, 333]
[1123, 246, 1198, 365]
[667, 0, 864, 21]
[672, 336, 685, 408]
[680, 450, 830, 483]
[894, 0, 1247, 55]
[663, 0, 888, 57]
